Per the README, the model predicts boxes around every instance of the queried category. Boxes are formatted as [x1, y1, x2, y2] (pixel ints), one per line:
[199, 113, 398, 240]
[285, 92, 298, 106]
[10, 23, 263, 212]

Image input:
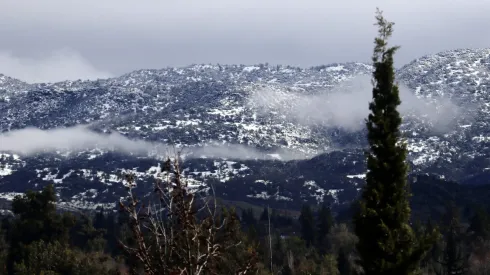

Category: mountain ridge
[0, 47, 489, 212]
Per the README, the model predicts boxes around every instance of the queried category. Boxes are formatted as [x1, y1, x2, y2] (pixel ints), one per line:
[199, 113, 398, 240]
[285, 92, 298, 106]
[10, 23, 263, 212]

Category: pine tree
[0, 226, 8, 274]
[260, 206, 269, 222]
[437, 205, 469, 275]
[316, 204, 334, 255]
[299, 204, 315, 247]
[7, 184, 76, 273]
[272, 234, 285, 267]
[282, 265, 293, 275]
[242, 208, 257, 227]
[354, 8, 438, 275]
[337, 247, 352, 275]
[70, 214, 106, 252]
[421, 219, 443, 273]
[468, 206, 490, 240]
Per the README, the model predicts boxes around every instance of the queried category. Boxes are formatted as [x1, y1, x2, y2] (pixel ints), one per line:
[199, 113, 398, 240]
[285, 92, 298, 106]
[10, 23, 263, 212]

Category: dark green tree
[70, 214, 107, 252]
[467, 206, 490, 240]
[241, 208, 257, 227]
[337, 247, 352, 275]
[0, 226, 8, 275]
[353, 8, 438, 275]
[299, 204, 315, 247]
[282, 265, 293, 275]
[316, 204, 334, 254]
[272, 234, 285, 267]
[10, 184, 74, 245]
[93, 209, 107, 230]
[246, 224, 259, 245]
[7, 184, 76, 273]
[421, 219, 444, 273]
[436, 205, 469, 275]
[260, 206, 269, 222]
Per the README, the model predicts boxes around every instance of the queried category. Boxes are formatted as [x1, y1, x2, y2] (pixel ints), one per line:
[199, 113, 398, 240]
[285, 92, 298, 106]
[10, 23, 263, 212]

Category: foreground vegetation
[0, 8, 488, 275]
[0, 167, 489, 274]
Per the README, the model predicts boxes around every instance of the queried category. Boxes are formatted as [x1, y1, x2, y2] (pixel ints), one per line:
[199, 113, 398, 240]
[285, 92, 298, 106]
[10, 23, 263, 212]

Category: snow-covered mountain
[0, 48, 489, 211]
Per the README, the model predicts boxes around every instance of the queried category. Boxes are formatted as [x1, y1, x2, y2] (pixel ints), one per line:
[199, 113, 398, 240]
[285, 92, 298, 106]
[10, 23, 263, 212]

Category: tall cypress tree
[354, 8, 438, 275]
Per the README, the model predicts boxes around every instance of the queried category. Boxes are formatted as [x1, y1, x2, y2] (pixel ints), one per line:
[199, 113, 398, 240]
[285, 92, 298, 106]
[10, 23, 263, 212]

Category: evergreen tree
[272, 234, 285, 267]
[282, 265, 293, 275]
[299, 204, 315, 247]
[421, 219, 443, 273]
[354, 8, 437, 275]
[70, 214, 106, 252]
[270, 208, 278, 224]
[246, 224, 259, 245]
[0, 226, 8, 274]
[317, 204, 334, 254]
[10, 184, 74, 245]
[468, 206, 490, 240]
[260, 206, 269, 222]
[7, 184, 76, 273]
[437, 205, 469, 275]
[337, 247, 352, 275]
[241, 208, 257, 227]
[93, 209, 107, 230]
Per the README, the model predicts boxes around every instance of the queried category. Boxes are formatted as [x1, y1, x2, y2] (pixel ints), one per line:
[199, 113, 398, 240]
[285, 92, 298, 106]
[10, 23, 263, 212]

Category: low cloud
[0, 126, 307, 160]
[0, 48, 113, 83]
[0, 126, 158, 155]
[191, 144, 308, 161]
[248, 75, 465, 132]
[0, 76, 469, 160]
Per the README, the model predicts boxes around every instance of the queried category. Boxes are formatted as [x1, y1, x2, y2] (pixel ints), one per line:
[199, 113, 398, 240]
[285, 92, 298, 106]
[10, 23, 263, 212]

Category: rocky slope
[0, 48, 489, 211]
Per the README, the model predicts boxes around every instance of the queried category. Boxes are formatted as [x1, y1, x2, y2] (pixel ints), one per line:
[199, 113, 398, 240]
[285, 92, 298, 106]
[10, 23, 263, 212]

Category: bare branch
[118, 156, 257, 274]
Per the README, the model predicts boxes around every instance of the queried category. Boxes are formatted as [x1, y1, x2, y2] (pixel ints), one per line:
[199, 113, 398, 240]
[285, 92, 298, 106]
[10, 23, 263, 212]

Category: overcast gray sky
[0, 0, 489, 83]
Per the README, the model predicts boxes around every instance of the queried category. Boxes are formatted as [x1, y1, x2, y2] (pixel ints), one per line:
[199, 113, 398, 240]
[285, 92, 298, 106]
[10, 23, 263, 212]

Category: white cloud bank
[0, 48, 113, 83]
[0, 126, 308, 160]
[248, 75, 465, 131]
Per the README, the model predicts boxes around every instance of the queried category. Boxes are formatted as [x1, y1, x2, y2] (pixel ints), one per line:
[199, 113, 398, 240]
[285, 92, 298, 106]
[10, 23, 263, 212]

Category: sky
[0, 0, 489, 83]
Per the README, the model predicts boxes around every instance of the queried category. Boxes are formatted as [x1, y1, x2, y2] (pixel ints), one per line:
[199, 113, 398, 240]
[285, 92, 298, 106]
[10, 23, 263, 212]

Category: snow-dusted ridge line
[1, 48, 490, 210]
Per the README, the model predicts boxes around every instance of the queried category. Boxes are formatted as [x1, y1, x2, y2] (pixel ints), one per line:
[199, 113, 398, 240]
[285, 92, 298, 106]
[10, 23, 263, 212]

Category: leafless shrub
[118, 157, 257, 275]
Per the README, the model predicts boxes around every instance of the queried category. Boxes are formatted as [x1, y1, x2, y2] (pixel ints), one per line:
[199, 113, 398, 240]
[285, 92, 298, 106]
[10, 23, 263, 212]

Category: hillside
[0, 48, 489, 212]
